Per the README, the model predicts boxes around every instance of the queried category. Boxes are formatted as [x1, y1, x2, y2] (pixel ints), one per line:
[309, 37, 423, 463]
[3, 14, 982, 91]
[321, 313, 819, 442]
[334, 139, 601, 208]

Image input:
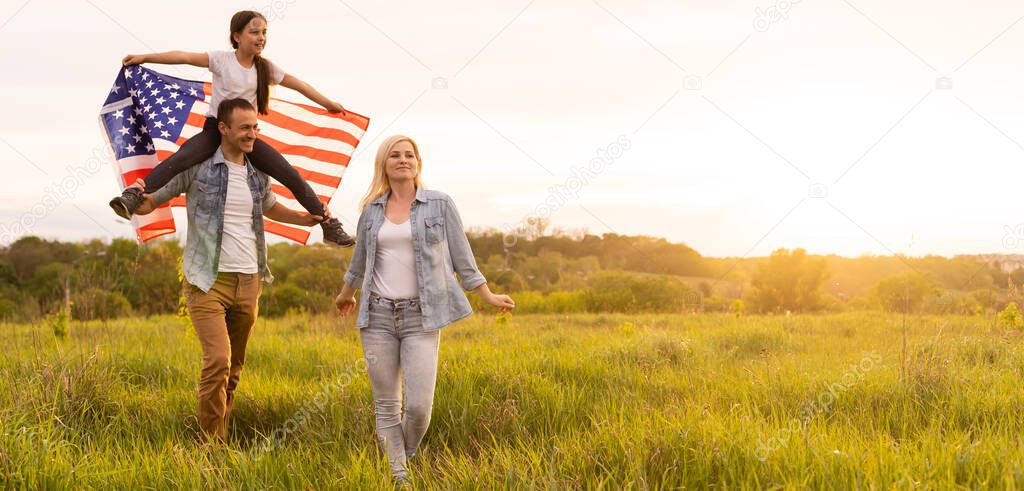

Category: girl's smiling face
[233, 16, 267, 56]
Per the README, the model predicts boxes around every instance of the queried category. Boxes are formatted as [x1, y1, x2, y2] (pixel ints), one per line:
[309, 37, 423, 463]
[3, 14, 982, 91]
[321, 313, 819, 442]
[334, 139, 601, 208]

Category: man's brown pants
[184, 272, 261, 441]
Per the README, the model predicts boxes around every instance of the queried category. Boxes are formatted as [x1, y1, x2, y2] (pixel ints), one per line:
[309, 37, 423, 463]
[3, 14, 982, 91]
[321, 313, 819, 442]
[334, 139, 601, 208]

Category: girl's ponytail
[254, 55, 270, 115]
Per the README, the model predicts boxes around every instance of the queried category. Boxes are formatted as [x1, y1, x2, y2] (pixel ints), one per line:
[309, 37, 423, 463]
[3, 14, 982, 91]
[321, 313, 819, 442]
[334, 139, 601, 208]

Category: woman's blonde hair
[358, 135, 424, 212]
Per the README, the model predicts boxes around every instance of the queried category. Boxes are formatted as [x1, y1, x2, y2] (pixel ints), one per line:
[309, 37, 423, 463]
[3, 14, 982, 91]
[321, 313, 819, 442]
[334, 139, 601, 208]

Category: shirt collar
[212, 147, 254, 175]
[372, 187, 427, 206]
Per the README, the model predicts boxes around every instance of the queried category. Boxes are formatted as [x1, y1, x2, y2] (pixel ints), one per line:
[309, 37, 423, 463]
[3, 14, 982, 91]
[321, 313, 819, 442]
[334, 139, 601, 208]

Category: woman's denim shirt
[343, 188, 486, 331]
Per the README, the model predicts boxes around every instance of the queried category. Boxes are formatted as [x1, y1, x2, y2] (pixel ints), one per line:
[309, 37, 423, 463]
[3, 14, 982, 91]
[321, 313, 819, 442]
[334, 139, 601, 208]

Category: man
[134, 97, 328, 441]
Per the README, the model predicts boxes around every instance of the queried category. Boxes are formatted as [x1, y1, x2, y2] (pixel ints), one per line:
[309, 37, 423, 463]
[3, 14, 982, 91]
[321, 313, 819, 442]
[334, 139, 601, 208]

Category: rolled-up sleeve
[443, 196, 486, 291]
[342, 210, 368, 289]
[260, 174, 277, 211]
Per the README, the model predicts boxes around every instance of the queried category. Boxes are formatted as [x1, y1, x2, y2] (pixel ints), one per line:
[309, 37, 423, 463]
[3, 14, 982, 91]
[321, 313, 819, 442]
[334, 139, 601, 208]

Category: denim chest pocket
[193, 173, 220, 217]
[424, 215, 445, 244]
[194, 169, 221, 194]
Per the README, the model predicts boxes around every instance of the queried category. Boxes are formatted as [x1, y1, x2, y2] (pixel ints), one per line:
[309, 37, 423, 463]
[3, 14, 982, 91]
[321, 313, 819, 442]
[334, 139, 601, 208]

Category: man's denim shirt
[150, 147, 277, 293]
[343, 188, 486, 331]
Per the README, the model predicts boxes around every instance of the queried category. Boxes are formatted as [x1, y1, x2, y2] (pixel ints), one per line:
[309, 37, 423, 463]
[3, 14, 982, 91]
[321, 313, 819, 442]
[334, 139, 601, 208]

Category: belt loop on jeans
[369, 291, 420, 310]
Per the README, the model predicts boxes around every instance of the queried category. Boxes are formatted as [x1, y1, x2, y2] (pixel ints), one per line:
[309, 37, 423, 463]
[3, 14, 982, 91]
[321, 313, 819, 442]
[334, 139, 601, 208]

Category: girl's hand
[122, 54, 146, 65]
[486, 293, 515, 313]
[326, 101, 347, 115]
[335, 292, 357, 316]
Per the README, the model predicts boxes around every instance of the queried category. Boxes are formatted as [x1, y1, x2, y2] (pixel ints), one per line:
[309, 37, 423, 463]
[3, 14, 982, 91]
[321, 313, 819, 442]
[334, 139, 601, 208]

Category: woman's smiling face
[385, 140, 419, 182]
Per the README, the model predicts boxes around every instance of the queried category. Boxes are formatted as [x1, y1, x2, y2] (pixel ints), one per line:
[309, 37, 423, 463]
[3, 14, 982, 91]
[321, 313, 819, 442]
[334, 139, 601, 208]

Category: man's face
[220, 108, 258, 153]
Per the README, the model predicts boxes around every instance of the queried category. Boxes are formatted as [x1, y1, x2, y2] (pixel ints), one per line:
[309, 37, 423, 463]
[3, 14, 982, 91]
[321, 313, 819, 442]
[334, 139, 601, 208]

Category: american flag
[99, 65, 369, 243]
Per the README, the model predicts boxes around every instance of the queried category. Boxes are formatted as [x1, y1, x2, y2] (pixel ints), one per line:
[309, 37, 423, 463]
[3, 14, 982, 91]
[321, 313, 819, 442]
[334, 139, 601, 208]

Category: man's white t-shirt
[371, 217, 420, 299]
[206, 50, 285, 118]
[218, 160, 259, 273]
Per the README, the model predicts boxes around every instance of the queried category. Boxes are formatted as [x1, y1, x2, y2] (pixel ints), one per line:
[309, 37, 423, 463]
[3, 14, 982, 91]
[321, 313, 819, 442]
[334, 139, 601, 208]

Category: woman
[109, 10, 355, 246]
[335, 135, 515, 484]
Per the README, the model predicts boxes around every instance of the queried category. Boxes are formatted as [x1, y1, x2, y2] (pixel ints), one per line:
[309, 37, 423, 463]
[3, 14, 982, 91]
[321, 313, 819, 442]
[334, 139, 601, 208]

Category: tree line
[0, 231, 1019, 322]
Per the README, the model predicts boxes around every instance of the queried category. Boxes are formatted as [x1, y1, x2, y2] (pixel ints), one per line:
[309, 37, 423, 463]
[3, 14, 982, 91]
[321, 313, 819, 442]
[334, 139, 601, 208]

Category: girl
[335, 135, 515, 484]
[109, 10, 354, 246]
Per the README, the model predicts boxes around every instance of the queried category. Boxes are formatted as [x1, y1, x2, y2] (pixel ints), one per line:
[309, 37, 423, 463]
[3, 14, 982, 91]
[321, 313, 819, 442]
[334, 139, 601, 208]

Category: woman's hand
[484, 292, 515, 313]
[335, 292, 357, 316]
[471, 283, 515, 313]
[326, 101, 347, 115]
[122, 54, 147, 65]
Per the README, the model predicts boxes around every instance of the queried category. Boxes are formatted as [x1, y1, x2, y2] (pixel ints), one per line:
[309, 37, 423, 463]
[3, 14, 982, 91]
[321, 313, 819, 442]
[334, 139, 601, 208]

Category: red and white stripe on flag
[121, 82, 369, 244]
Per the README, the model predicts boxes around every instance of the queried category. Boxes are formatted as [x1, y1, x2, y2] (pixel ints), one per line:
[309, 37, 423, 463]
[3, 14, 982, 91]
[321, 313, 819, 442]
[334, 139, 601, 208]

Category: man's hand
[129, 178, 158, 215]
[298, 208, 330, 227]
[264, 202, 332, 226]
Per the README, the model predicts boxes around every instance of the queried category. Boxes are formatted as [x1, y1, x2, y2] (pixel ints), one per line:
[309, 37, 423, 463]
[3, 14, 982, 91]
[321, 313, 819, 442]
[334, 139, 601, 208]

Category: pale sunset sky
[1, 0, 1023, 258]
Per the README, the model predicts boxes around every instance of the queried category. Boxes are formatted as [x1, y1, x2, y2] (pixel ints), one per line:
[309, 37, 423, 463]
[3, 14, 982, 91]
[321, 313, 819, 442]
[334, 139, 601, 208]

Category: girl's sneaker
[109, 187, 145, 219]
[321, 217, 355, 247]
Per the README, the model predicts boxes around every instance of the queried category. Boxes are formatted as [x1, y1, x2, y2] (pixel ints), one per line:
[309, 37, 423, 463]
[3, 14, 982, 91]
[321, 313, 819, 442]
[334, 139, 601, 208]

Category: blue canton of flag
[100, 66, 205, 161]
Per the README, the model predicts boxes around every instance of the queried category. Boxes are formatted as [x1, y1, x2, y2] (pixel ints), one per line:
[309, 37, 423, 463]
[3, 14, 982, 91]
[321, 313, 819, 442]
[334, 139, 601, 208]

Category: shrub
[582, 271, 696, 314]
[0, 297, 16, 320]
[262, 282, 332, 317]
[288, 266, 345, 297]
[999, 303, 1023, 329]
[71, 288, 132, 320]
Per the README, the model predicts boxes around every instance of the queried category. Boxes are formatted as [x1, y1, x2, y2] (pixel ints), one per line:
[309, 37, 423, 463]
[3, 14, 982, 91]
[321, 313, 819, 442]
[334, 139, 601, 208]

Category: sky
[1, 0, 1024, 258]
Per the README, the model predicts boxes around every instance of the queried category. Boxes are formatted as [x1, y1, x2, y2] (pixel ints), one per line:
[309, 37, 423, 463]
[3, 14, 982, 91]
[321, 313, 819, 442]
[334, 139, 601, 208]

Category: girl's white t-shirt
[206, 50, 285, 118]
[371, 217, 420, 299]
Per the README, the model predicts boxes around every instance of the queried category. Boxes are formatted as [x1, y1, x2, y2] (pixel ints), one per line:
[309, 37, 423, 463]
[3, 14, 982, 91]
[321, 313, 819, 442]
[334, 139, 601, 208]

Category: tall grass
[1, 312, 1023, 488]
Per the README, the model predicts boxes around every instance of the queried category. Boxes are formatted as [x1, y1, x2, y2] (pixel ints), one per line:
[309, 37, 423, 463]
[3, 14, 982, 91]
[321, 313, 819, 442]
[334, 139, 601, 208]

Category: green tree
[749, 248, 829, 313]
[868, 271, 942, 313]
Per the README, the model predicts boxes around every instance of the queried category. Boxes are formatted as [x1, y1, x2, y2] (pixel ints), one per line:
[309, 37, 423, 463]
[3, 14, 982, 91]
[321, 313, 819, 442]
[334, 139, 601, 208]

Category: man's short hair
[217, 98, 256, 125]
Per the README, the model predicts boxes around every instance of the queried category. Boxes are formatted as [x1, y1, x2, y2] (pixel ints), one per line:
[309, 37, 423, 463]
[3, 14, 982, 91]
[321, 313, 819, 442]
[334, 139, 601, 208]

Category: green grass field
[2, 311, 1024, 489]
